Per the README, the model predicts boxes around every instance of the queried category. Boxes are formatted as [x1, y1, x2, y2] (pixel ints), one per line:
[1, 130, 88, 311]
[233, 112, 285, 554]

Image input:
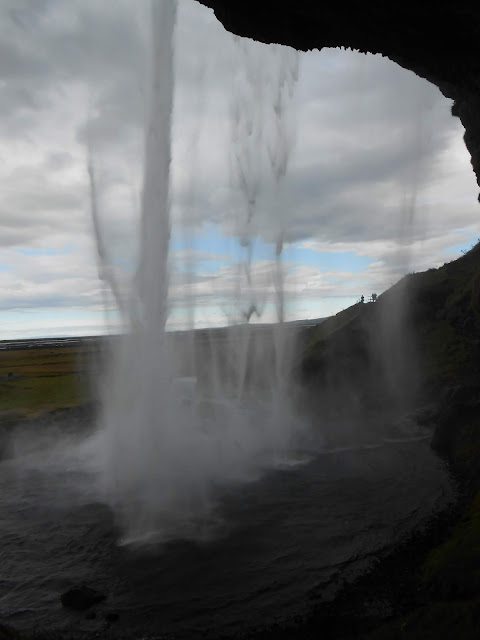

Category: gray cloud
[0, 0, 477, 334]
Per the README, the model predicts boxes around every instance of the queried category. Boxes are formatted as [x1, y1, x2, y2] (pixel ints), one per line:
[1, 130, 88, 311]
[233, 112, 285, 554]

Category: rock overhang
[197, 0, 480, 200]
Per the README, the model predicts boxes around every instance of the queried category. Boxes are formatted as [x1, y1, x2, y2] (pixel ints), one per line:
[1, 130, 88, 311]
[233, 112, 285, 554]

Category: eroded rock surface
[60, 585, 106, 611]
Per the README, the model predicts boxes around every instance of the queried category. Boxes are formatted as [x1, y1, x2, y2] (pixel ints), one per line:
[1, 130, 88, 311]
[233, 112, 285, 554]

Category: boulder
[60, 585, 106, 611]
[105, 612, 119, 623]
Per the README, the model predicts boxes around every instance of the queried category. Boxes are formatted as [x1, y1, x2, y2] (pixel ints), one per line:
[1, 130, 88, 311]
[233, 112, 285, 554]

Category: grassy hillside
[301, 241, 480, 413]
[366, 491, 480, 640]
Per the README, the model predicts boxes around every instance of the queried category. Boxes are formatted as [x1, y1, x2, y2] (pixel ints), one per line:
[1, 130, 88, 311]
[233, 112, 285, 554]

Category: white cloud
[0, 0, 477, 337]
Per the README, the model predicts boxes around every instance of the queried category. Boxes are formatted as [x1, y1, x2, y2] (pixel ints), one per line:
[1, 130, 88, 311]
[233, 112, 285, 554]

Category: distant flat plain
[0, 337, 99, 420]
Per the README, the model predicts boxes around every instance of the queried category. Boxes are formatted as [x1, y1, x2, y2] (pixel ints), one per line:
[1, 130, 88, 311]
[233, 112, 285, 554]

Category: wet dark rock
[104, 612, 119, 623]
[411, 403, 439, 427]
[60, 585, 106, 611]
[0, 624, 22, 640]
[430, 381, 480, 489]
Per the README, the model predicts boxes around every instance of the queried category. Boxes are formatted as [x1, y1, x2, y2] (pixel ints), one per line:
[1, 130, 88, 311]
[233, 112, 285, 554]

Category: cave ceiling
[198, 1, 480, 200]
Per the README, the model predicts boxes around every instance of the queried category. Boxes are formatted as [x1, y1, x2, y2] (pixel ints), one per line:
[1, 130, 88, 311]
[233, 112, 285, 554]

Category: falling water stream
[94, 0, 308, 543]
[0, 2, 457, 638]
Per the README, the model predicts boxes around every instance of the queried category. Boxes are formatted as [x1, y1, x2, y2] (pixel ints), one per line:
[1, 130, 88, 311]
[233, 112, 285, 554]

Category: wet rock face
[61, 585, 106, 610]
[198, 0, 480, 198]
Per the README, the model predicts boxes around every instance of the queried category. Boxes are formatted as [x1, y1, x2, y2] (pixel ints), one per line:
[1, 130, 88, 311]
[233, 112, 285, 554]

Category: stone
[105, 612, 119, 623]
[60, 585, 106, 611]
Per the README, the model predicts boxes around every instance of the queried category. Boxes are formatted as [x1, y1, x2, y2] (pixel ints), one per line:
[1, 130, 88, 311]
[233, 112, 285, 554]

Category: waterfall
[94, 1, 303, 543]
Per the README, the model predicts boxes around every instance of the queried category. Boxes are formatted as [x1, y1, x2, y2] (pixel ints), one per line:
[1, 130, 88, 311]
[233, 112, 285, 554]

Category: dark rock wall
[198, 0, 480, 200]
[300, 241, 480, 489]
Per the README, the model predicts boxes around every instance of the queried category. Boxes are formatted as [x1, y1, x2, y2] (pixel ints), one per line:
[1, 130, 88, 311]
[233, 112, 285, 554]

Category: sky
[0, 0, 479, 339]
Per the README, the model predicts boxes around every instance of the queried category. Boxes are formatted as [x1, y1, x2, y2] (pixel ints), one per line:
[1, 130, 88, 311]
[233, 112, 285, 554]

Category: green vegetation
[367, 493, 480, 640]
[368, 599, 480, 640]
[410, 245, 480, 384]
[304, 302, 364, 349]
[422, 491, 480, 598]
[0, 345, 95, 420]
[302, 242, 480, 387]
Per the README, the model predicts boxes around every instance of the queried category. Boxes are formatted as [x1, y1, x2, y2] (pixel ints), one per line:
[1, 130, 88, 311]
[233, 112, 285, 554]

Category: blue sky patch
[284, 246, 372, 273]
[172, 223, 373, 276]
[445, 233, 479, 258]
[15, 245, 74, 257]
